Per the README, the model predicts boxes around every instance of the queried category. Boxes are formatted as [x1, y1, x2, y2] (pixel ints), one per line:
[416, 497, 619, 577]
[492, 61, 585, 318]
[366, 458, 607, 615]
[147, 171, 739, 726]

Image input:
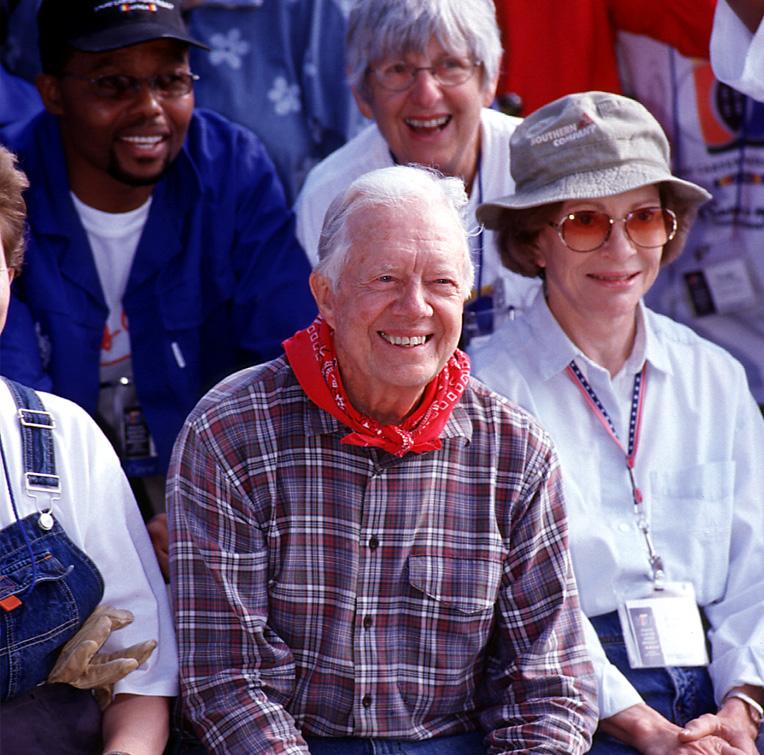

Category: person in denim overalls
[0, 146, 177, 751]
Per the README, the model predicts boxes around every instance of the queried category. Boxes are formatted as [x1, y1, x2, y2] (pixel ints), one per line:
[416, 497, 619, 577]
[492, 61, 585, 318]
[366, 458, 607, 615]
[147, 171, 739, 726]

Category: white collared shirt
[472, 290, 764, 718]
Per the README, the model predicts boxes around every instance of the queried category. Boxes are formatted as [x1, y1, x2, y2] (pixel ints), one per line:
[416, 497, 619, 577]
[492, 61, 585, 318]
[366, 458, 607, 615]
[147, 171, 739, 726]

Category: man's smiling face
[40, 39, 194, 210]
[312, 197, 467, 422]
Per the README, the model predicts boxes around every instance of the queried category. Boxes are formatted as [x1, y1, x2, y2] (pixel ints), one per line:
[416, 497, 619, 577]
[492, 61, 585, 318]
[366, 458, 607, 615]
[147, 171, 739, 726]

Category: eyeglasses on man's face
[548, 206, 678, 253]
[369, 56, 482, 92]
[59, 71, 199, 100]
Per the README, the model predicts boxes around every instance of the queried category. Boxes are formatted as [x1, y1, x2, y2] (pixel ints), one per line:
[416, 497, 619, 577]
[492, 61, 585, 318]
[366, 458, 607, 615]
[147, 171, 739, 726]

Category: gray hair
[347, 0, 501, 97]
[316, 165, 474, 297]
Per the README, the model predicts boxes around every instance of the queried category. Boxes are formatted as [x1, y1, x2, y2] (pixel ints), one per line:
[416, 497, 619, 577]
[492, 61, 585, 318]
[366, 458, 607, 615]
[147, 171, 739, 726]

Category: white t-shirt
[71, 194, 158, 470]
[0, 381, 177, 696]
[71, 193, 150, 381]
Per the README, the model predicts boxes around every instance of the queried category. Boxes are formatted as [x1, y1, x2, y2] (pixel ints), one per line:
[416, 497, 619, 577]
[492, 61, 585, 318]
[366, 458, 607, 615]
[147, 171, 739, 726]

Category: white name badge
[704, 258, 757, 314]
[618, 582, 709, 669]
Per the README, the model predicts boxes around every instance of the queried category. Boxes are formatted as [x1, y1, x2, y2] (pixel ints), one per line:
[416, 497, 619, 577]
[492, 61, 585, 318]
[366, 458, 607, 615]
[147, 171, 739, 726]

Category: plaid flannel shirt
[169, 357, 597, 754]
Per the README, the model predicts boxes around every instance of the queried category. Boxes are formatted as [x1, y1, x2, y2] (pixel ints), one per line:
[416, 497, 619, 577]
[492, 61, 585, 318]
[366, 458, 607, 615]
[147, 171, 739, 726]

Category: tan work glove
[47, 604, 157, 709]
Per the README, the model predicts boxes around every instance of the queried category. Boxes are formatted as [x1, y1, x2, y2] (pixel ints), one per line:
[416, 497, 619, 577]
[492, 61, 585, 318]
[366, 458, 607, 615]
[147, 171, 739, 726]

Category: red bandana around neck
[283, 316, 470, 457]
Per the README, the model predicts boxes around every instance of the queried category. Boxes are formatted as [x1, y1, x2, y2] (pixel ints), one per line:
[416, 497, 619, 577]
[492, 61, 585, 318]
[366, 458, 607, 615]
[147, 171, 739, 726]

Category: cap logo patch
[531, 112, 596, 148]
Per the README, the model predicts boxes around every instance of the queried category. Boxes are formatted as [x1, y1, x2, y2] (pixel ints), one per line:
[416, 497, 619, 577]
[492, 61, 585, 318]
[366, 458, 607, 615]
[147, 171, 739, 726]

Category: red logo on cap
[118, 1, 159, 11]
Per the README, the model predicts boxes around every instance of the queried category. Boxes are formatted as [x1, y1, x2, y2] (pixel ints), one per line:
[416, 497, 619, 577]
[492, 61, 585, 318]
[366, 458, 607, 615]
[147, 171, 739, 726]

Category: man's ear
[310, 271, 337, 329]
[36, 73, 66, 115]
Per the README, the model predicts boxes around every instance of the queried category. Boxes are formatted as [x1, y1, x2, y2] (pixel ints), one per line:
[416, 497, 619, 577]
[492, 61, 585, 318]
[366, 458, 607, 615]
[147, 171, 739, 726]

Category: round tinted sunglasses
[548, 206, 678, 253]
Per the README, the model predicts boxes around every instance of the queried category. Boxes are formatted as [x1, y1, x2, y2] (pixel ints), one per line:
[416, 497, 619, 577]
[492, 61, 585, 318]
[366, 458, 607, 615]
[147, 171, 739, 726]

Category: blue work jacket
[0, 109, 316, 471]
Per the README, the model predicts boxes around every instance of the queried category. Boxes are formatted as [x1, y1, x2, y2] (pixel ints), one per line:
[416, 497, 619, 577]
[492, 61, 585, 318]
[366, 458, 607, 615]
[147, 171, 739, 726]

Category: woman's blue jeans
[588, 611, 726, 755]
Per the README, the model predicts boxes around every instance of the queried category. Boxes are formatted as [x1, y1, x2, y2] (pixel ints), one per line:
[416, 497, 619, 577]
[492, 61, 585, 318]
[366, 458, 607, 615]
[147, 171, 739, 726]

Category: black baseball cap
[38, 0, 208, 54]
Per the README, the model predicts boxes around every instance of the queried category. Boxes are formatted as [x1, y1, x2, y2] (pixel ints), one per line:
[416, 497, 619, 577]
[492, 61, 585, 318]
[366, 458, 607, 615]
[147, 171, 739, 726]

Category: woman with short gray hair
[345, 0, 502, 98]
[295, 0, 538, 343]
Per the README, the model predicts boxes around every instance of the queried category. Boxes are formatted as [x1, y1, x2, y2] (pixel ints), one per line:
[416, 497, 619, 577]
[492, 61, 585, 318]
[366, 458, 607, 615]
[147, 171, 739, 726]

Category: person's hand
[666, 737, 753, 754]
[47, 604, 156, 708]
[146, 512, 169, 580]
[678, 697, 760, 755]
[638, 726, 748, 754]
[601, 703, 754, 754]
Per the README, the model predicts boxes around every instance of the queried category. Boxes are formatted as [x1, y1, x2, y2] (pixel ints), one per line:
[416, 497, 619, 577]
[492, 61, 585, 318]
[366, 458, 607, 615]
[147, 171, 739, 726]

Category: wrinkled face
[355, 36, 496, 188]
[312, 199, 467, 418]
[40, 40, 194, 199]
[0, 242, 13, 334]
[536, 185, 664, 326]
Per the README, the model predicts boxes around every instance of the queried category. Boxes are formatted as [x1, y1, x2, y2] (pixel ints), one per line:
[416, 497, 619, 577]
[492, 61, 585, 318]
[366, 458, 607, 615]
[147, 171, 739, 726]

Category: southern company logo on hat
[531, 113, 596, 148]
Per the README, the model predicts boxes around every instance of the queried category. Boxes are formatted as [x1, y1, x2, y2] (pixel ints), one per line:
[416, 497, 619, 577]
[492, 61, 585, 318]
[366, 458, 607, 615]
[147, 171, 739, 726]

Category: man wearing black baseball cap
[38, 0, 206, 54]
[0, 0, 315, 534]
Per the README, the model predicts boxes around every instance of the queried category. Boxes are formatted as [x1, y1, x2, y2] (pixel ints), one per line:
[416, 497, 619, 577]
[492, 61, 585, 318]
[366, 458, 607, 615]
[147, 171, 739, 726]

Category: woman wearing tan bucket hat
[473, 91, 764, 754]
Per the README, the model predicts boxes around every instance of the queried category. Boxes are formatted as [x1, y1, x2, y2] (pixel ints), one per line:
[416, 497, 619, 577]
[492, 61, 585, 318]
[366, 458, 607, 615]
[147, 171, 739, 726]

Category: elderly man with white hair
[295, 0, 537, 346]
[169, 165, 597, 754]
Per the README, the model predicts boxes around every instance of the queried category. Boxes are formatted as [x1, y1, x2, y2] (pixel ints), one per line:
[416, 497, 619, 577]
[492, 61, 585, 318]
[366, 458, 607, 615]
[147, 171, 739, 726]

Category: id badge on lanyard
[566, 361, 709, 670]
[618, 582, 708, 668]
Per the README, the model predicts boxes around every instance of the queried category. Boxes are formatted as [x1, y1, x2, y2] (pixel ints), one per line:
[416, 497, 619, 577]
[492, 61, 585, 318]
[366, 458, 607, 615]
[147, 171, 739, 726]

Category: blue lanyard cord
[0, 431, 39, 596]
[565, 361, 665, 586]
[566, 361, 644, 460]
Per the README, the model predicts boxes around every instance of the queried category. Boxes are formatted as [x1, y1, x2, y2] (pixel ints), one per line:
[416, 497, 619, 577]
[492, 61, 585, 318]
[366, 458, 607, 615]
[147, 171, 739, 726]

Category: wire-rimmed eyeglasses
[369, 57, 482, 92]
[59, 71, 199, 100]
[548, 207, 678, 253]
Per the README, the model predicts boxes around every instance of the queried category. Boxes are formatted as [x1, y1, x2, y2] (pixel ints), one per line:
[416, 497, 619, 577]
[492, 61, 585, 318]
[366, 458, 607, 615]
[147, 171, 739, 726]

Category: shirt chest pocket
[648, 460, 735, 536]
[407, 555, 501, 615]
[648, 461, 735, 600]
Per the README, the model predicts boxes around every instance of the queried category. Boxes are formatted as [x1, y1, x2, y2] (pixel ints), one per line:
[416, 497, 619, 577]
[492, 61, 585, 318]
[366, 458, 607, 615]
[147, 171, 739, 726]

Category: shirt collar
[526, 290, 579, 380]
[528, 289, 673, 379]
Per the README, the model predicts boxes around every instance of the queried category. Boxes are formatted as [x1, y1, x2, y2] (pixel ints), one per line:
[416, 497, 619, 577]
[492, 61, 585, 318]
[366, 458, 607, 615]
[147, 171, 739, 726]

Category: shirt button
[363, 615, 373, 629]
[362, 694, 372, 708]
[368, 536, 379, 550]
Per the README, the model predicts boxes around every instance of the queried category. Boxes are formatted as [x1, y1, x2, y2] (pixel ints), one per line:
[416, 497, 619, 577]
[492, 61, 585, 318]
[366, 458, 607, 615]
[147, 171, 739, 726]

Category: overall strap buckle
[17, 408, 56, 430]
[2, 379, 61, 497]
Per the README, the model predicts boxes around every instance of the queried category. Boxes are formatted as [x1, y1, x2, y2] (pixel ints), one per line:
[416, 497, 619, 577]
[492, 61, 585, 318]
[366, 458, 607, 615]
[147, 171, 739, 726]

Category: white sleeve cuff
[582, 614, 644, 719]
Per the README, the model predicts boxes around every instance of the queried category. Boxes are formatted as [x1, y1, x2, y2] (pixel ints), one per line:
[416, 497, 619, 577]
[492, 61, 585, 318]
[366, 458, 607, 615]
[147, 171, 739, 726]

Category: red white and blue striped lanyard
[565, 361, 666, 588]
